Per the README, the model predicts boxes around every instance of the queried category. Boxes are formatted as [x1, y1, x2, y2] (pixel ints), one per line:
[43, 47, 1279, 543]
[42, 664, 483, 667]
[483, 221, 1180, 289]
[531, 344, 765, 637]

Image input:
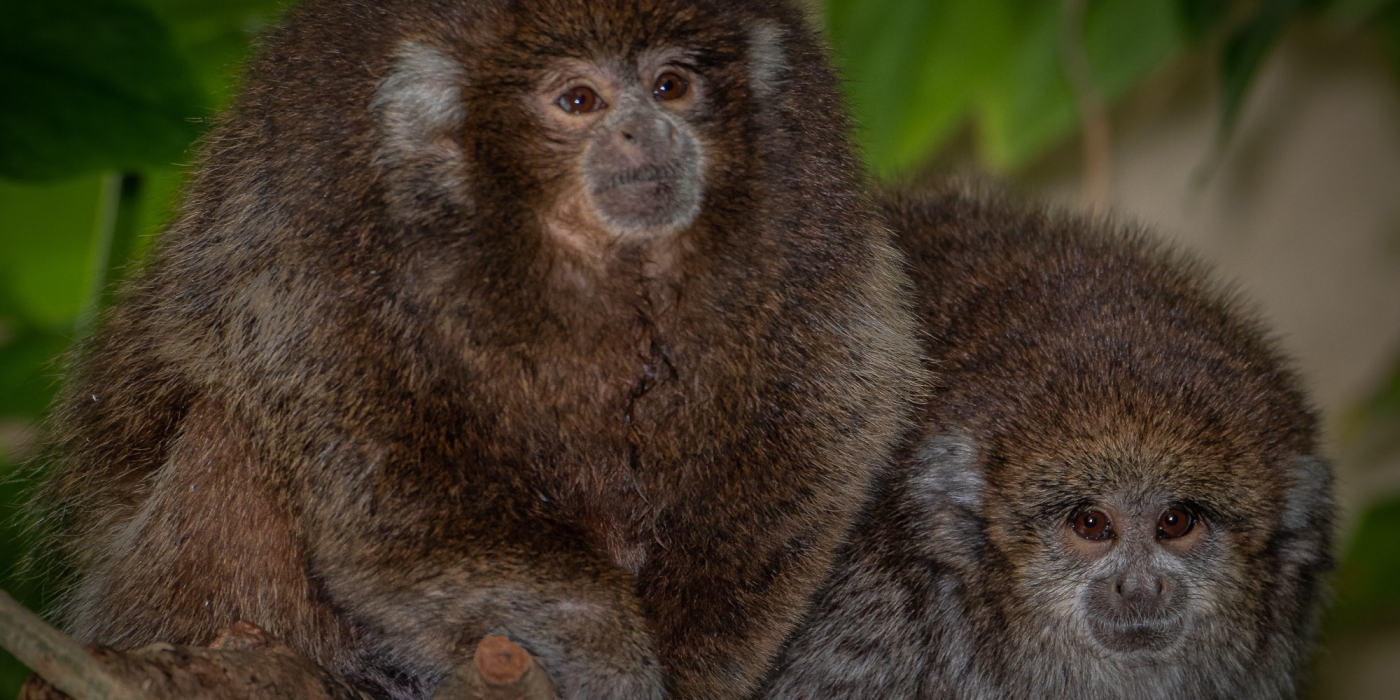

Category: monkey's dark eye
[1157, 508, 1194, 539]
[1072, 510, 1113, 540]
[559, 85, 604, 114]
[653, 72, 688, 101]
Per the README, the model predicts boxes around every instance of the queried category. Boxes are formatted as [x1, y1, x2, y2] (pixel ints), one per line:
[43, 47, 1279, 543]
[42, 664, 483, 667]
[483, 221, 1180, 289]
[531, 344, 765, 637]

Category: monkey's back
[886, 184, 1314, 460]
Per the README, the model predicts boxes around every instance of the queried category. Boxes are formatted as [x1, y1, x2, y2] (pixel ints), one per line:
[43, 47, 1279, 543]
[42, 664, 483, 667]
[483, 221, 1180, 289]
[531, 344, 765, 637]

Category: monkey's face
[530, 54, 705, 247]
[398, 0, 793, 275]
[988, 473, 1228, 665]
[993, 448, 1249, 665]
[976, 437, 1328, 678]
[1058, 496, 1206, 655]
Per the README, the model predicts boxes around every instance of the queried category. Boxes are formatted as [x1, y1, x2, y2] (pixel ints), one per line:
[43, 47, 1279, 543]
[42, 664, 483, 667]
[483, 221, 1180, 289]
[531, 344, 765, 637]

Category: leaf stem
[1060, 0, 1112, 211]
[75, 172, 144, 338]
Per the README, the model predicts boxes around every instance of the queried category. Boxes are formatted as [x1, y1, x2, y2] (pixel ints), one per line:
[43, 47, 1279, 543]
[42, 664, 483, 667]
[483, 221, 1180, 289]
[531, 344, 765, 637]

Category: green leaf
[975, 0, 1182, 171]
[142, 0, 288, 105]
[1329, 496, 1400, 634]
[0, 182, 83, 417]
[1218, 0, 1305, 142]
[826, 0, 1016, 177]
[974, 2, 1071, 170]
[1176, 0, 1231, 42]
[0, 322, 70, 419]
[1085, 0, 1184, 102]
[0, 0, 209, 181]
[0, 177, 105, 324]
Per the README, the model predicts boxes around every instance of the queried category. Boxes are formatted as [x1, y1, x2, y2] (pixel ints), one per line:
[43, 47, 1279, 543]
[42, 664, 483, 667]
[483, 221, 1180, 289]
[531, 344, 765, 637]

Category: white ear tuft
[746, 21, 787, 100]
[373, 41, 465, 165]
[372, 41, 469, 216]
[908, 431, 983, 512]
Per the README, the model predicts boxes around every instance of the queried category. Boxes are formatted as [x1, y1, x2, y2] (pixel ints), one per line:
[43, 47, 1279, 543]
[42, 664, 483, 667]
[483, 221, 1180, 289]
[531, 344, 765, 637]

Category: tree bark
[1, 588, 557, 700]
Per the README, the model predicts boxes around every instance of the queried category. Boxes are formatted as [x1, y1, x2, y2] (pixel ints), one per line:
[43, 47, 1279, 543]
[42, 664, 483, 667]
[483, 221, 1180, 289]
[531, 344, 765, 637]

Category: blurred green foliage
[0, 0, 204, 180]
[830, 0, 1182, 174]
[0, 1, 285, 694]
[1330, 496, 1400, 634]
[1, 0, 1399, 697]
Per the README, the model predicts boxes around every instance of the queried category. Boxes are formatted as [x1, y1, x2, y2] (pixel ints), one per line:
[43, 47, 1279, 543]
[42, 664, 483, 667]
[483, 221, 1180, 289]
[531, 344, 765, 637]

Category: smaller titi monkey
[758, 185, 1336, 700]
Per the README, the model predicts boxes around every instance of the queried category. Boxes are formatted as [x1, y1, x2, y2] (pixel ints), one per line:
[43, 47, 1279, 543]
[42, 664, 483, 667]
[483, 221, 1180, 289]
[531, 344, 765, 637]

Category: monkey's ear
[746, 21, 788, 100]
[905, 432, 986, 565]
[1276, 455, 1336, 577]
[1281, 456, 1333, 533]
[908, 432, 983, 511]
[371, 41, 469, 218]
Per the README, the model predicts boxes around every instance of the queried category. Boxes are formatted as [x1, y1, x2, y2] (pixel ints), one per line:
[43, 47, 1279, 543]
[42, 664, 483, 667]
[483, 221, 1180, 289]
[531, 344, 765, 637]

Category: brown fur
[758, 184, 1335, 699]
[33, 2, 923, 699]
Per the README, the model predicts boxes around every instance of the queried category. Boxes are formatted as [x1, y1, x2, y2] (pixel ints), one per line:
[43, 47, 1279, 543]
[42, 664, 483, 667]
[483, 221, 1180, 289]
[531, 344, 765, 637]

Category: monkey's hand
[429, 636, 555, 700]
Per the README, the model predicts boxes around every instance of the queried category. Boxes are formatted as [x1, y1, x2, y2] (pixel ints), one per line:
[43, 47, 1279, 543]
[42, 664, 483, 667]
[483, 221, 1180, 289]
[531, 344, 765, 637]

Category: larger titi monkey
[35, 2, 923, 699]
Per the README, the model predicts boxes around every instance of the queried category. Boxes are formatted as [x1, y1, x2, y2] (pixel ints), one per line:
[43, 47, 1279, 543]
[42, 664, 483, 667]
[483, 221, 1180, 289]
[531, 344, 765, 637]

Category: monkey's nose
[1113, 571, 1169, 615]
[611, 116, 674, 165]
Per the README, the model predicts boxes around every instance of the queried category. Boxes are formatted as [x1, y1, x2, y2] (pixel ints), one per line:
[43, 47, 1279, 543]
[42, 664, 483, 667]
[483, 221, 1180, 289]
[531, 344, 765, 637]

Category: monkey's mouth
[588, 162, 701, 232]
[598, 164, 682, 191]
[1088, 616, 1181, 654]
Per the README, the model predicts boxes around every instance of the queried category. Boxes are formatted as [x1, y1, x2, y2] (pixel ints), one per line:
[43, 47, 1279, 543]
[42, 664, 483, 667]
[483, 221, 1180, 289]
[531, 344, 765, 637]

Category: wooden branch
[0, 589, 152, 700]
[2, 588, 557, 700]
[15, 619, 372, 700]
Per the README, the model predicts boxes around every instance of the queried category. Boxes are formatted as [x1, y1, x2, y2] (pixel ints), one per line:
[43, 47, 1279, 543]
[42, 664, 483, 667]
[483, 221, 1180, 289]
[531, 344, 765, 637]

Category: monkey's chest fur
[47, 199, 914, 700]
[416, 282, 695, 576]
[249, 244, 846, 583]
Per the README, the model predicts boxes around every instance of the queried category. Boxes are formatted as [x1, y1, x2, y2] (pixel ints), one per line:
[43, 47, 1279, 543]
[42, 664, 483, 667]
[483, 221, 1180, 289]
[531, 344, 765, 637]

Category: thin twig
[1060, 0, 1113, 211]
[2, 589, 557, 700]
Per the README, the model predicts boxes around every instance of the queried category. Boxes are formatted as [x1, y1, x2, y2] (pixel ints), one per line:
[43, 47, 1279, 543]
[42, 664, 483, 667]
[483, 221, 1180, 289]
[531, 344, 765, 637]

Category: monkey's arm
[754, 559, 930, 700]
[5, 601, 554, 700]
[753, 431, 999, 700]
[632, 472, 863, 699]
[304, 492, 665, 700]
